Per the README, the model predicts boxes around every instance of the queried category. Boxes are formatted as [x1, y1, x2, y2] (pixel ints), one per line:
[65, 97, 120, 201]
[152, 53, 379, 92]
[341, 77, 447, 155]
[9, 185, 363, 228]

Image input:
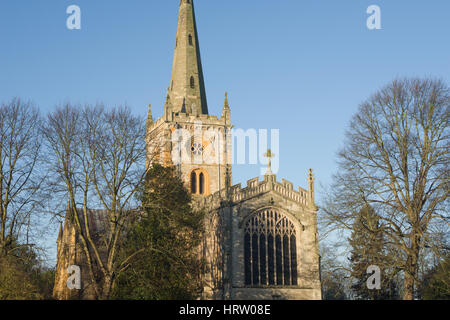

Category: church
[54, 0, 321, 300]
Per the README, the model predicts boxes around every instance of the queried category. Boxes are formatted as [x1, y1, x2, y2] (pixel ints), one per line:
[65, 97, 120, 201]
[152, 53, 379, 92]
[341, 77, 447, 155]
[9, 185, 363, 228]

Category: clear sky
[1, 0, 449, 265]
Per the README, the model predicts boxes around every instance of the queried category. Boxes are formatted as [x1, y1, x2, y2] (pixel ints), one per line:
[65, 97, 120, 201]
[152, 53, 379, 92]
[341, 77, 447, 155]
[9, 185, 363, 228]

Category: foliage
[0, 98, 46, 258]
[0, 238, 55, 300]
[321, 270, 349, 300]
[319, 243, 350, 300]
[419, 255, 450, 300]
[322, 78, 449, 299]
[43, 104, 147, 299]
[0, 255, 42, 300]
[348, 205, 400, 299]
[112, 164, 205, 300]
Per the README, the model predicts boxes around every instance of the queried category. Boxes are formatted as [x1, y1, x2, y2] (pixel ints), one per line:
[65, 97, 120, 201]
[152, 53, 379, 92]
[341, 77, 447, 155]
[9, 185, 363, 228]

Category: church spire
[168, 0, 208, 115]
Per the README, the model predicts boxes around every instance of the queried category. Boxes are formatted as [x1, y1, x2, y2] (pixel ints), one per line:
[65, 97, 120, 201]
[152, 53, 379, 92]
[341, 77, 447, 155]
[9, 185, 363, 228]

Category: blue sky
[1, 1, 449, 265]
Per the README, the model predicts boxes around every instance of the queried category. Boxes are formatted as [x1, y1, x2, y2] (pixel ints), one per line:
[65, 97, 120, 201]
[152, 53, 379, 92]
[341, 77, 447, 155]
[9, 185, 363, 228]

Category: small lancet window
[199, 173, 204, 194]
[188, 34, 193, 46]
[190, 171, 197, 194]
[190, 76, 195, 89]
[189, 169, 209, 195]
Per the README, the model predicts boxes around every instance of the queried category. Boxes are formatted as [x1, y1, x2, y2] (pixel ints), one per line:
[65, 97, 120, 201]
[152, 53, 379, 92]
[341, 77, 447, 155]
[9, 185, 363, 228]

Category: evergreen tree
[0, 254, 43, 300]
[348, 205, 399, 300]
[0, 238, 54, 299]
[419, 254, 450, 300]
[112, 164, 205, 300]
[321, 270, 349, 300]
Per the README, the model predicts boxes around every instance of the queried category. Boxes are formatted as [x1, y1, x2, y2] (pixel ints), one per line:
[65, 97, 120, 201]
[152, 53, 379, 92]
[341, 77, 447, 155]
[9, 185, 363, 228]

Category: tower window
[190, 76, 195, 89]
[244, 209, 298, 287]
[190, 171, 197, 194]
[188, 34, 193, 46]
[189, 169, 209, 195]
[199, 173, 205, 194]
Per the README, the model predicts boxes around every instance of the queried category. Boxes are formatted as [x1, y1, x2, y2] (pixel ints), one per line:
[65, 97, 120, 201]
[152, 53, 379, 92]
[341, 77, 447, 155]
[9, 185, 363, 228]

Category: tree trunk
[403, 235, 420, 300]
[403, 271, 415, 300]
[99, 276, 113, 300]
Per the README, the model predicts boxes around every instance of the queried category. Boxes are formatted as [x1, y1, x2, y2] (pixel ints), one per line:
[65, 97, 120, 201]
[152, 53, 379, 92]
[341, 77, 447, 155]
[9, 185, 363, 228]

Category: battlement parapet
[198, 174, 311, 210]
[149, 112, 228, 132]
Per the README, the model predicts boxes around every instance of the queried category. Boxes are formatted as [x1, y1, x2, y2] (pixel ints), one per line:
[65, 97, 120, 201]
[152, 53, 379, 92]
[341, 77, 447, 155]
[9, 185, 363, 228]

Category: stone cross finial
[264, 149, 275, 175]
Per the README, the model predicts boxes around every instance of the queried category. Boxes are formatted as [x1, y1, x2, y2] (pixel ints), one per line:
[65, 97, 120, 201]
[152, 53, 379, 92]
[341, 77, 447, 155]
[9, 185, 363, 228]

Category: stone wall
[198, 173, 322, 300]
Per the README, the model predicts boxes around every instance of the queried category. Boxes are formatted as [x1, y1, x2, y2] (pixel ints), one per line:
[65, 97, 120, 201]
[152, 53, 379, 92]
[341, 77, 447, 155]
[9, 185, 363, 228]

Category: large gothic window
[244, 209, 298, 286]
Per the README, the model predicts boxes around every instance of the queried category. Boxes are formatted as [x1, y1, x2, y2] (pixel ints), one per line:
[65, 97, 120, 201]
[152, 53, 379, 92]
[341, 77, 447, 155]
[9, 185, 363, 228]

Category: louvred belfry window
[244, 209, 298, 286]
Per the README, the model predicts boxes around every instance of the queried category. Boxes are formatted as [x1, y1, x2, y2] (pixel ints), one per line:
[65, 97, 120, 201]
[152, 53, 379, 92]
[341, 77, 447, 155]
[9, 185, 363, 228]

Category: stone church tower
[147, 0, 322, 300]
[53, 0, 321, 300]
[146, 0, 232, 197]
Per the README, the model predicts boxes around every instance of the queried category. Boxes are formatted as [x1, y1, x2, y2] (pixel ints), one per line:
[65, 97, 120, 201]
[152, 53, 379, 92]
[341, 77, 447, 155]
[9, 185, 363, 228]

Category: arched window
[190, 76, 195, 89]
[189, 169, 209, 195]
[188, 34, 193, 46]
[244, 209, 298, 286]
[199, 173, 204, 194]
[190, 171, 197, 194]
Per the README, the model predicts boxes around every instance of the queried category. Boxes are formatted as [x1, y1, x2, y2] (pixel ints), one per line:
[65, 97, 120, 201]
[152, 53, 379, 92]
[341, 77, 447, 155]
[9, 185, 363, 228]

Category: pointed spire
[181, 97, 187, 113]
[224, 92, 230, 109]
[66, 199, 71, 218]
[65, 198, 75, 225]
[308, 168, 315, 206]
[57, 222, 63, 242]
[168, 0, 208, 115]
[221, 92, 231, 124]
[146, 104, 153, 128]
[165, 87, 171, 103]
[164, 89, 173, 121]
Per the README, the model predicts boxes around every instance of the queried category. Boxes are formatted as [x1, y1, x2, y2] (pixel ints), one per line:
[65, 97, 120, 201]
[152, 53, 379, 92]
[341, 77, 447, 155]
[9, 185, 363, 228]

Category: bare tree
[0, 98, 45, 258]
[321, 78, 449, 300]
[43, 104, 149, 299]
